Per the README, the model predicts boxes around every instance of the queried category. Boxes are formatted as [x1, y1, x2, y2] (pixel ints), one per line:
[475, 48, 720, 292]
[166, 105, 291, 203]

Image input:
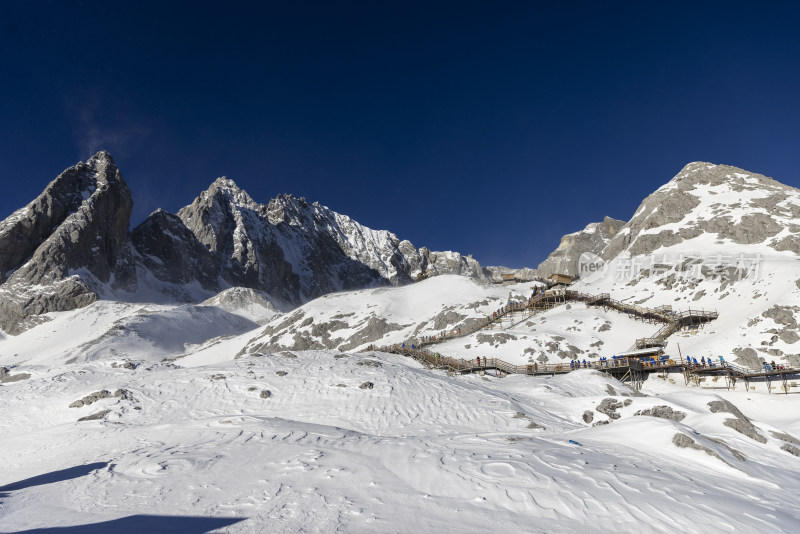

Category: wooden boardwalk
[684, 360, 800, 393]
[415, 288, 718, 352]
[375, 287, 800, 393]
[379, 344, 800, 394]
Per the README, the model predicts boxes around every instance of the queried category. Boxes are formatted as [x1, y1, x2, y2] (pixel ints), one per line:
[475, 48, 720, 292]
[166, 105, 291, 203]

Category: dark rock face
[0, 152, 134, 334]
[154, 178, 485, 305]
[536, 216, 625, 277]
[596, 397, 624, 420]
[131, 209, 218, 290]
[0, 154, 489, 334]
[0, 366, 31, 383]
[635, 405, 686, 422]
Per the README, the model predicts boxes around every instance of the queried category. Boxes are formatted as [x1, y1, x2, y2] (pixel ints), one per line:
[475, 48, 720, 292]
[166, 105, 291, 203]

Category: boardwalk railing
[379, 343, 800, 394]
[414, 287, 718, 353]
[382, 344, 686, 376]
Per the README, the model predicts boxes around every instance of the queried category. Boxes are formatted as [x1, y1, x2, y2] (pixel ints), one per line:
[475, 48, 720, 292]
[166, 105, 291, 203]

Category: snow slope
[236, 275, 670, 365]
[4, 161, 800, 532]
[3, 343, 800, 533]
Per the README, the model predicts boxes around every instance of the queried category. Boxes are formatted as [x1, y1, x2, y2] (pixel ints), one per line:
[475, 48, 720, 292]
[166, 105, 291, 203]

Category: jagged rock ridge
[137, 177, 485, 304]
[601, 162, 800, 259]
[0, 154, 486, 334]
[536, 216, 625, 277]
[0, 152, 135, 334]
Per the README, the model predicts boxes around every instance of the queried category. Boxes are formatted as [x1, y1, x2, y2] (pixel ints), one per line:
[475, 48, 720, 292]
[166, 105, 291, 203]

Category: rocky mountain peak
[86, 149, 115, 168]
[0, 153, 493, 334]
[535, 216, 625, 277]
[266, 193, 310, 225]
[661, 162, 785, 193]
[601, 162, 800, 260]
[0, 152, 135, 334]
[202, 177, 260, 211]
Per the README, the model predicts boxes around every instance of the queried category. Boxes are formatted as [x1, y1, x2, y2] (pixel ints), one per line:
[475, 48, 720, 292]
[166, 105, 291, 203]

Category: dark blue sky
[2, 1, 799, 267]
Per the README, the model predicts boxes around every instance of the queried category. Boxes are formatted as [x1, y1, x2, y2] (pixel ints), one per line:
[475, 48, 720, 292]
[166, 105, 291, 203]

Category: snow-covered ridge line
[0, 153, 489, 334]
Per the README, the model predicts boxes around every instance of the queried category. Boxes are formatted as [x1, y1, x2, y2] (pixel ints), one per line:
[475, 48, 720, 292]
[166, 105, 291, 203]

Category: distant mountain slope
[600, 162, 800, 260]
[242, 162, 800, 370]
[572, 162, 800, 369]
[0, 153, 486, 334]
[137, 177, 485, 304]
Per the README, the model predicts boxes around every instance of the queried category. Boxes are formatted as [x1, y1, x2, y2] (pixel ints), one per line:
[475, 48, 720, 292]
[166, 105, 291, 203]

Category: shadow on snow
[0, 463, 247, 533]
[9, 515, 245, 533]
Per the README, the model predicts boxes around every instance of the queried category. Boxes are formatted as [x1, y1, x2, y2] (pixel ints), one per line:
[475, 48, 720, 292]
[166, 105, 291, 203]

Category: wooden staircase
[415, 287, 718, 354]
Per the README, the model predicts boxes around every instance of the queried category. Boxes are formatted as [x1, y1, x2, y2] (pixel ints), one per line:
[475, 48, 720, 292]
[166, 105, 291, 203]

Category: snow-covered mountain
[3, 159, 800, 532]
[0, 152, 136, 334]
[0, 152, 485, 334]
[220, 162, 800, 372]
[3, 326, 800, 532]
[572, 162, 800, 369]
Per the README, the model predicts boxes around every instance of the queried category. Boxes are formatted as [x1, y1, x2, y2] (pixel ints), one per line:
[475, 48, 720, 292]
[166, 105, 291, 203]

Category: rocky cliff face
[601, 162, 800, 260]
[535, 216, 625, 277]
[142, 178, 486, 304]
[0, 152, 134, 334]
[569, 162, 800, 370]
[0, 155, 488, 334]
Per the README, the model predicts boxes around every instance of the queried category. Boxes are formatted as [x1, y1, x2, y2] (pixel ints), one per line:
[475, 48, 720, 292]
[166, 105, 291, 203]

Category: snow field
[3, 348, 800, 532]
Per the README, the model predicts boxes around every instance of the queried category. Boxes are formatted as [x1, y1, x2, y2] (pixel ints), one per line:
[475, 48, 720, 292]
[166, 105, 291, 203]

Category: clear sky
[2, 1, 799, 268]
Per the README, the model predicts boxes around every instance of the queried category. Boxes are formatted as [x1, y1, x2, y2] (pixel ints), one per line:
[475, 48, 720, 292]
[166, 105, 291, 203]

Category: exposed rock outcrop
[0, 152, 135, 334]
[708, 399, 767, 443]
[596, 397, 624, 420]
[602, 162, 799, 260]
[536, 217, 625, 277]
[635, 405, 686, 422]
[0, 154, 490, 334]
[0, 366, 31, 383]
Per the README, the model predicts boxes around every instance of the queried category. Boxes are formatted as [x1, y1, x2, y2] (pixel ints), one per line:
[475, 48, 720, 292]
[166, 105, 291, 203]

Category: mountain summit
[0, 152, 135, 334]
[0, 153, 486, 334]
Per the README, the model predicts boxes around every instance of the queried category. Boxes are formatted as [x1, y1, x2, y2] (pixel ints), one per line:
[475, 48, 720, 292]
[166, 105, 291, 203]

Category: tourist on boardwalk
[477, 356, 481, 366]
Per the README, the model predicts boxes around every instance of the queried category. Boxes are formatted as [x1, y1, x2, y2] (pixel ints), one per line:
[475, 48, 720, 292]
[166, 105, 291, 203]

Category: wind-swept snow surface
[3, 341, 800, 532]
[4, 160, 800, 531]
